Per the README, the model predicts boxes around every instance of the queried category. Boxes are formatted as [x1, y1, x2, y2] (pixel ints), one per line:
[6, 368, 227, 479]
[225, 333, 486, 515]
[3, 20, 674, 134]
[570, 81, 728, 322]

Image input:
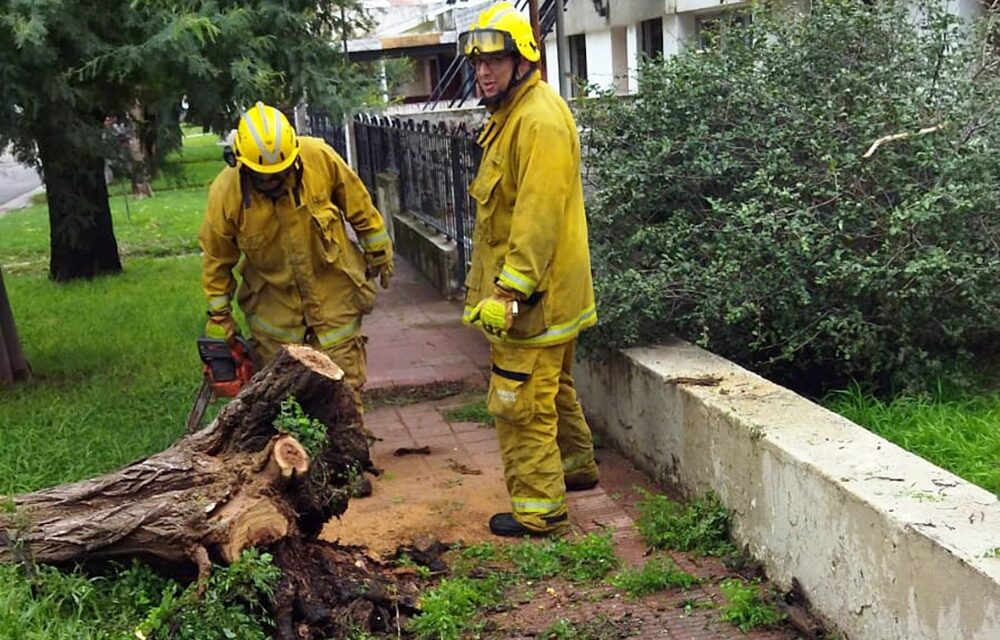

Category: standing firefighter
[460, 3, 600, 537]
[199, 102, 393, 410]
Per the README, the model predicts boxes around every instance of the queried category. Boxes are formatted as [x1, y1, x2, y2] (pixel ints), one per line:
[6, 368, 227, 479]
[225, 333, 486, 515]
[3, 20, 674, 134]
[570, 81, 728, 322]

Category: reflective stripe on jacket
[464, 70, 597, 346]
[199, 137, 386, 345]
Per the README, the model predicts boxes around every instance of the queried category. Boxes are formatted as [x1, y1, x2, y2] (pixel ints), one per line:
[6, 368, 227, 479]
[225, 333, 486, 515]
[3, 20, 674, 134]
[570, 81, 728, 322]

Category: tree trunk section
[0, 267, 30, 385]
[0, 345, 371, 571]
[0, 345, 437, 637]
[36, 113, 123, 282]
[127, 100, 155, 197]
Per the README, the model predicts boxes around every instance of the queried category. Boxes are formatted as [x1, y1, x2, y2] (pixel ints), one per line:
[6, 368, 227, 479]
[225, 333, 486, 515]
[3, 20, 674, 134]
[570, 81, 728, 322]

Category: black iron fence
[354, 114, 481, 284]
[306, 112, 349, 160]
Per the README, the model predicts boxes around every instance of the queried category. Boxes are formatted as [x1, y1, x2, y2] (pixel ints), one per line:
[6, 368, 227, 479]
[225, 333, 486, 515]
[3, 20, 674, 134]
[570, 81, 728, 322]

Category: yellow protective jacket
[199, 136, 389, 349]
[464, 70, 597, 346]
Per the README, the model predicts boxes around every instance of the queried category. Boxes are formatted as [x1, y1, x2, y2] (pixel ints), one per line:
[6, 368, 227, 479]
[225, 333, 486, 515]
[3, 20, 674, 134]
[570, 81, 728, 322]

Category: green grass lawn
[1, 128, 222, 274]
[1, 256, 205, 493]
[0, 127, 227, 493]
[825, 383, 1000, 496]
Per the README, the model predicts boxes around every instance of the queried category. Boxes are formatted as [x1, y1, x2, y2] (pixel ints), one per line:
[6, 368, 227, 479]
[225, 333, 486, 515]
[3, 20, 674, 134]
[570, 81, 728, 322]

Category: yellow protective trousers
[488, 339, 599, 534]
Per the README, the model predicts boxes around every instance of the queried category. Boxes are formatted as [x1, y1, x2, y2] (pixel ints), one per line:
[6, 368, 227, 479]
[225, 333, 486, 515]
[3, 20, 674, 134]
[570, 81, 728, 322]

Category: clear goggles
[458, 29, 515, 58]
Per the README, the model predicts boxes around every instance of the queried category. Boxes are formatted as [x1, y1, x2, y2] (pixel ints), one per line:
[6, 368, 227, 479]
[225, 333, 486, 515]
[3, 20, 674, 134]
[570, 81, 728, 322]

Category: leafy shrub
[133, 548, 280, 640]
[506, 531, 618, 581]
[719, 578, 786, 632]
[408, 574, 506, 640]
[609, 557, 699, 597]
[634, 490, 736, 557]
[577, 0, 1000, 393]
[273, 395, 328, 457]
[0, 550, 279, 640]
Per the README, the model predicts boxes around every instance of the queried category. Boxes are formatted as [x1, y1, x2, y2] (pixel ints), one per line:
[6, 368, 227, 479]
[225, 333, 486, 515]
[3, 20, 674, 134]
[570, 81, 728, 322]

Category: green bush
[577, 0, 1000, 393]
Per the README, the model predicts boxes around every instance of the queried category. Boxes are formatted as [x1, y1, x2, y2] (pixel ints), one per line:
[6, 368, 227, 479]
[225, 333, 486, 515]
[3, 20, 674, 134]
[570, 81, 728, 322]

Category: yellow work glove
[205, 311, 238, 343]
[469, 287, 520, 338]
[364, 248, 394, 289]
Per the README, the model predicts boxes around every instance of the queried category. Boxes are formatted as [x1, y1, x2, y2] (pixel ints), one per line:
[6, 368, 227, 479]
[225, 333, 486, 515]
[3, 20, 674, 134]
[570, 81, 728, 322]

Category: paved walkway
[0, 151, 43, 214]
[329, 257, 800, 640]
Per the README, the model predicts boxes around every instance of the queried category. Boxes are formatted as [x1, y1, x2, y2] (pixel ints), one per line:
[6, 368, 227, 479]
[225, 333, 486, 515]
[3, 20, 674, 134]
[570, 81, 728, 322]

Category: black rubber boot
[488, 512, 567, 538]
[565, 476, 599, 492]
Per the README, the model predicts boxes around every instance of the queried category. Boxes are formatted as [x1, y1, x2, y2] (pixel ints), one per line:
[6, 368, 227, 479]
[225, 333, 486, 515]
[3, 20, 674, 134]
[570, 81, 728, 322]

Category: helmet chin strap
[478, 54, 531, 107]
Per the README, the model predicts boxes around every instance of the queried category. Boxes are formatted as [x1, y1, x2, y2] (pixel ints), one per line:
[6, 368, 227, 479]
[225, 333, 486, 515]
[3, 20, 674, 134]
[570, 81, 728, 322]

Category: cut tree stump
[0, 345, 426, 637]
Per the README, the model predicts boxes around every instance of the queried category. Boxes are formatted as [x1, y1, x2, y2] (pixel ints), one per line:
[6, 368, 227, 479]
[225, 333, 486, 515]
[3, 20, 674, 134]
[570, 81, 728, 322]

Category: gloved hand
[365, 248, 394, 289]
[205, 311, 238, 343]
[468, 286, 520, 338]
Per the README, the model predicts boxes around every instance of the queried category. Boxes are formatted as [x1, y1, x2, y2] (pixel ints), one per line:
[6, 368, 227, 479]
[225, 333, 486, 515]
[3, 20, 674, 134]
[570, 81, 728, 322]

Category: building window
[568, 33, 588, 97]
[639, 17, 664, 60]
[695, 12, 751, 50]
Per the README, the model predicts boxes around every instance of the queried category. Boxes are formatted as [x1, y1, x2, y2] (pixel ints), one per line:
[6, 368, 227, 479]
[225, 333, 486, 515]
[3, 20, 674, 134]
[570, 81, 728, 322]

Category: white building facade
[541, 0, 984, 98]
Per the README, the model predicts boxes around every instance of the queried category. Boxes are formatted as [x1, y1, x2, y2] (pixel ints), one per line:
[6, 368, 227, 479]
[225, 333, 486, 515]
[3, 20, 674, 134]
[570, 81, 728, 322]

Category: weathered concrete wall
[391, 210, 460, 298]
[576, 338, 1000, 640]
[374, 171, 460, 298]
[374, 172, 400, 242]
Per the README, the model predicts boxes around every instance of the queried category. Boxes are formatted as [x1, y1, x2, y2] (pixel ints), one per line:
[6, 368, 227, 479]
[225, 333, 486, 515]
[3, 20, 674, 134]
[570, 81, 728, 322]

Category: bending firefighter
[460, 3, 600, 537]
[199, 102, 393, 410]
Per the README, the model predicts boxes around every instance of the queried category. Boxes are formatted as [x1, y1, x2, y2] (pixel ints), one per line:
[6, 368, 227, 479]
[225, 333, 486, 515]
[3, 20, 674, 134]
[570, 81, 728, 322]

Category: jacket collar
[477, 69, 540, 148]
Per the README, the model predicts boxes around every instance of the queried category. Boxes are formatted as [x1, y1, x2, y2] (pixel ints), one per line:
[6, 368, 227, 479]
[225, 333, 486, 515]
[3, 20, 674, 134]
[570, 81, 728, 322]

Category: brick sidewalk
[338, 257, 801, 640]
[364, 258, 489, 393]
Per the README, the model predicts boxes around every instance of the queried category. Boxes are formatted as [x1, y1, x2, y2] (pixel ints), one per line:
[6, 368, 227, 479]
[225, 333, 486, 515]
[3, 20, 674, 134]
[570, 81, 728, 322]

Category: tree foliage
[577, 0, 1000, 394]
[0, 0, 381, 280]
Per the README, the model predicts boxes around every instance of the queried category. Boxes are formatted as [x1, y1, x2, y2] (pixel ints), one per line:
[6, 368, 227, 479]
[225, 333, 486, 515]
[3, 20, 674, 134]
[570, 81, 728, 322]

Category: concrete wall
[564, 0, 663, 33]
[575, 339, 1000, 640]
[374, 170, 461, 298]
[391, 210, 460, 297]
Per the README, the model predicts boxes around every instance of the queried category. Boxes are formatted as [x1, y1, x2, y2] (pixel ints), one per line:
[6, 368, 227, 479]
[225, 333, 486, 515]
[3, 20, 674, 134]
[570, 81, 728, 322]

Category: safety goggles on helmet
[459, 28, 516, 59]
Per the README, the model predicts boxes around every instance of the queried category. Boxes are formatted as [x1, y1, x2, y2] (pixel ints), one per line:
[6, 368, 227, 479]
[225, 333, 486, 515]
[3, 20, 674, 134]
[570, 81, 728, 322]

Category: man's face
[248, 168, 291, 199]
[472, 53, 516, 100]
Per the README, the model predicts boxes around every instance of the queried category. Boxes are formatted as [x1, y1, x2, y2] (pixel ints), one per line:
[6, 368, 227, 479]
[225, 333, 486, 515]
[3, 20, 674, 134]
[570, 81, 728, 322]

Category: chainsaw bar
[185, 379, 213, 433]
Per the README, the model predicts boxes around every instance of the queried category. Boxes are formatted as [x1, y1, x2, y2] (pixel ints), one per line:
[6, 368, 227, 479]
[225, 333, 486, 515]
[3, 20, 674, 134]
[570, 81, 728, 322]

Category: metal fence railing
[306, 112, 349, 161]
[354, 114, 481, 285]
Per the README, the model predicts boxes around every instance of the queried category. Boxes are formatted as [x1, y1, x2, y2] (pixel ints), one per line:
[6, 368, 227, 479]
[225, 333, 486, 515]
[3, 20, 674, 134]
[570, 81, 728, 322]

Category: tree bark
[127, 100, 155, 197]
[0, 267, 30, 385]
[0, 345, 372, 574]
[35, 112, 123, 282]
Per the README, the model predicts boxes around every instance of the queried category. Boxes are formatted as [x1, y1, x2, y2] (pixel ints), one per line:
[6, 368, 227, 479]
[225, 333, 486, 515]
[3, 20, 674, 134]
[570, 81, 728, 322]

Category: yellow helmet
[233, 102, 300, 174]
[458, 2, 540, 63]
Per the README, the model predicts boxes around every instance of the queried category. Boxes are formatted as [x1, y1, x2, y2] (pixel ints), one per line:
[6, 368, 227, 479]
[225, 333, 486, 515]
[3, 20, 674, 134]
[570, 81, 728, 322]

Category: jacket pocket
[310, 205, 342, 265]
[486, 348, 540, 424]
[509, 293, 547, 340]
[468, 155, 504, 245]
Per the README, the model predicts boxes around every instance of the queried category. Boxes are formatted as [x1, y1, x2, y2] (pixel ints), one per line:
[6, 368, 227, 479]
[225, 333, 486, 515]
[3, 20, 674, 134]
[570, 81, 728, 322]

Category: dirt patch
[322, 423, 509, 556]
[363, 380, 471, 411]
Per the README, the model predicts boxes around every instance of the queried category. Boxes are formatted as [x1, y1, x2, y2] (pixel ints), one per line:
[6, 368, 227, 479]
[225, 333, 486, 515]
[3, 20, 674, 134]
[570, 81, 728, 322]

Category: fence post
[450, 136, 468, 288]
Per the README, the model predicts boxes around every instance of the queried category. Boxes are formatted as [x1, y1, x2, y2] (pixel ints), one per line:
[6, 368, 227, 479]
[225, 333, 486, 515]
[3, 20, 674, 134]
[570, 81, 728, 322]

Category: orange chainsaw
[185, 335, 256, 433]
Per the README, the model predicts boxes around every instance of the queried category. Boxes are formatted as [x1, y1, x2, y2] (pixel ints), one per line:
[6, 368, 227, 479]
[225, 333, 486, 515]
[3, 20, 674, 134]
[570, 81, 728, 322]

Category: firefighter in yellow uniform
[459, 3, 600, 537]
[199, 102, 392, 409]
